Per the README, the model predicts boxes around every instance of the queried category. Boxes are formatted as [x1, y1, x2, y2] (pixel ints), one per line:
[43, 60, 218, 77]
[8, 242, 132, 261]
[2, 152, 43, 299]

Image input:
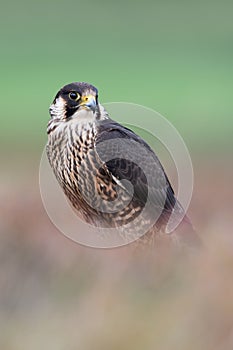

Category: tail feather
[172, 215, 202, 248]
[164, 201, 202, 248]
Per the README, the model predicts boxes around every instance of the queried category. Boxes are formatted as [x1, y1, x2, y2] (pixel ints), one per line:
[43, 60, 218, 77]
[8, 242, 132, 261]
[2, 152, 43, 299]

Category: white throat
[71, 103, 109, 122]
[72, 108, 96, 122]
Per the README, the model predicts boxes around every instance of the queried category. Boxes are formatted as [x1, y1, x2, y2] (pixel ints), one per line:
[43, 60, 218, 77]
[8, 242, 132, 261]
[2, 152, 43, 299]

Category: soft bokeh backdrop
[1, 0, 232, 151]
[1, 0, 233, 349]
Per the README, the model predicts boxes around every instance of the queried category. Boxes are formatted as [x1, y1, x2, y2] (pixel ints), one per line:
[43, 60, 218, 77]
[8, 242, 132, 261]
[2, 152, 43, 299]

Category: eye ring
[69, 91, 81, 101]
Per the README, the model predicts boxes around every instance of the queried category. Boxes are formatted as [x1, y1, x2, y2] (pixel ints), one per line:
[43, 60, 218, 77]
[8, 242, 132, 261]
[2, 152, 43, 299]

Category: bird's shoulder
[95, 119, 153, 151]
[95, 119, 173, 189]
[94, 119, 177, 213]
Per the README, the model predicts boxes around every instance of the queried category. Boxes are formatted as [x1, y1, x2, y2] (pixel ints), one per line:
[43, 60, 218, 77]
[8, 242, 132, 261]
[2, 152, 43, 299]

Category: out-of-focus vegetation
[0, 0, 232, 151]
[1, 0, 233, 348]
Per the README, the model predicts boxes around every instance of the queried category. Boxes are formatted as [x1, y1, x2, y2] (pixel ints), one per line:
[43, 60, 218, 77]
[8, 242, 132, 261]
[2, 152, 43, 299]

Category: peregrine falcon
[46, 82, 197, 245]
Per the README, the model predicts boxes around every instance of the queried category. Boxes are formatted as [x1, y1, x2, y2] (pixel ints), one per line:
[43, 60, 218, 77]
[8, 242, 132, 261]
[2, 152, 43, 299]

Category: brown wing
[95, 119, 179, 228]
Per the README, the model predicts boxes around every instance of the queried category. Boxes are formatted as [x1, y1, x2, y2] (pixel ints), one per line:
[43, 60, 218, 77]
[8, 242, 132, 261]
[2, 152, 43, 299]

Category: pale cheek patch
[49, 96, 66, 119]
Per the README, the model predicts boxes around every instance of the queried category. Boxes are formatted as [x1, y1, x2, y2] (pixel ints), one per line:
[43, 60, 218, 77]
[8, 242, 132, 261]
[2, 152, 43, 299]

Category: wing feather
[95, 119, 178, 226]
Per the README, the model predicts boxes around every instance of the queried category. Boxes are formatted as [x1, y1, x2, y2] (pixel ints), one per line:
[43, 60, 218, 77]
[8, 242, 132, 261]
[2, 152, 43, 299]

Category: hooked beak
[79, 94, 97, 112]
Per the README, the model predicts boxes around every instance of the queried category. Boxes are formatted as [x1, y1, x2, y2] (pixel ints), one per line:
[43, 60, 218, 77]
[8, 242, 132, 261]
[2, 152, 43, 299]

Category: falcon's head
[49, 82, 100, 121]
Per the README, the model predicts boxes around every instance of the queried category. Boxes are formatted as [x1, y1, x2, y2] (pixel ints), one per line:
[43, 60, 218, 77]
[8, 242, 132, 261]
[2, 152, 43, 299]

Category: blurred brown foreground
[0, 155, 233, 350]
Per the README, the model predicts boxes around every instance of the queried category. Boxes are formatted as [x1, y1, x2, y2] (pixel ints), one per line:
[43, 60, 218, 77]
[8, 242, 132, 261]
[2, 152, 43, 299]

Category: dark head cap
[50, 82, 99, 119]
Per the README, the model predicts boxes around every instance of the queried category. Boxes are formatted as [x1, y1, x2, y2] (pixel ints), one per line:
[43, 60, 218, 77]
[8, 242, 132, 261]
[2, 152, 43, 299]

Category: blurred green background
[1, 1, 233, 349]
[1, 0, 232, 152]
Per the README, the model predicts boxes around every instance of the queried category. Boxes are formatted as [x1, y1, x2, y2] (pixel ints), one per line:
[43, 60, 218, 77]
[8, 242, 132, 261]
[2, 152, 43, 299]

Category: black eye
[69, 91, 80, 101]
